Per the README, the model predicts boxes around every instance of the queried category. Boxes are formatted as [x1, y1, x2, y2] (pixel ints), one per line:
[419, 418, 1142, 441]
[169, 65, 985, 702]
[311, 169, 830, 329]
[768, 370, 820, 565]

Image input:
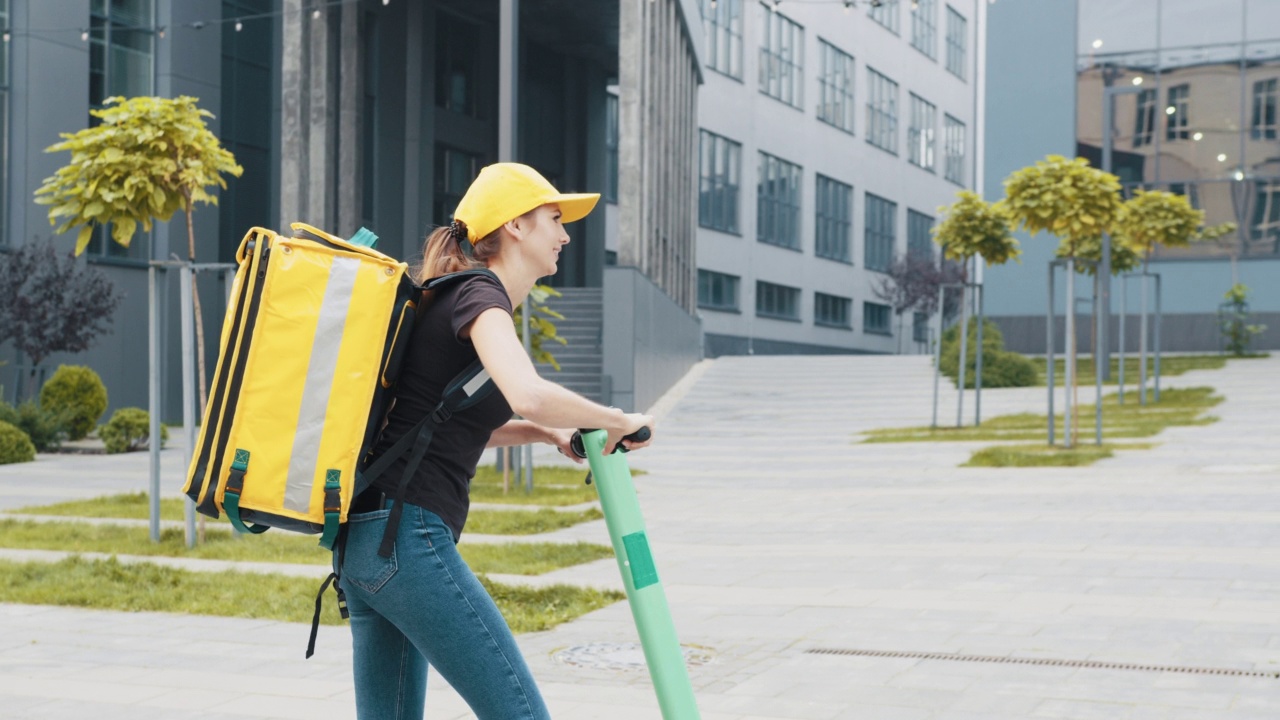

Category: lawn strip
[0, 556, 622, 631]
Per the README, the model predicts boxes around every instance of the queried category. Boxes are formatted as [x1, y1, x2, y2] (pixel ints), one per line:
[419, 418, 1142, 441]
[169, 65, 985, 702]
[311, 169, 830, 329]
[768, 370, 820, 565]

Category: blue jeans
[336, 503, 550, 720]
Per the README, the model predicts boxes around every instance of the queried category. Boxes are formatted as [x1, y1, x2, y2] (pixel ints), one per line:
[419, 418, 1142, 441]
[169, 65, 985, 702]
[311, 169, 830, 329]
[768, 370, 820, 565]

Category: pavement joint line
[802, 647, 1280, 679]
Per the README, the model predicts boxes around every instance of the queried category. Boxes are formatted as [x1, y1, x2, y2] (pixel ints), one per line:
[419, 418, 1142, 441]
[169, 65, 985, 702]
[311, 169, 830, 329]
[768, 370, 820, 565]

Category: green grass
[1027, 353, 1267, 387]
[861, 387, 1221, 444]
[0, 556, 623, 631]
[962, 443, 1154, 467]
[16, 492, 604, 535]
[0, 519, 613, 575]
[470, 464, 601, 506]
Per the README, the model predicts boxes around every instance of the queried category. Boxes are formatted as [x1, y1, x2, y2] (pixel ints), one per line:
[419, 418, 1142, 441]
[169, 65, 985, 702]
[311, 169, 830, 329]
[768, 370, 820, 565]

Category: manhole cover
[554, 642, 714, 671]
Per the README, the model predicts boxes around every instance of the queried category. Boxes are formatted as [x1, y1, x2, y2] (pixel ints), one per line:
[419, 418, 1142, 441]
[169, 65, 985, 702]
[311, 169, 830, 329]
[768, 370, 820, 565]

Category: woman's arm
[486, 420, 582, 463]
[468, 307, 653, 452]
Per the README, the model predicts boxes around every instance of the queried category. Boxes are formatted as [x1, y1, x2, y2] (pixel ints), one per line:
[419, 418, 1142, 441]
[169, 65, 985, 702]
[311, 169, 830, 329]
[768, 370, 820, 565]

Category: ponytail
[413, 223, 502, 283]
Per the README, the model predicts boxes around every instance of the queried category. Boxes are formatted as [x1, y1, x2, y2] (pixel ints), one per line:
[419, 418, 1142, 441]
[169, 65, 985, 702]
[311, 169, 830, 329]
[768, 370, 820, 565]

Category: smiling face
[516, 203, 570, 278]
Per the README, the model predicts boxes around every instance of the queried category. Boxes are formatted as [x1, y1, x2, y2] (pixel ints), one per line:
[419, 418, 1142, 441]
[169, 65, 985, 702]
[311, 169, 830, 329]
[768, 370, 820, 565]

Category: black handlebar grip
[568, 427, 652, 458]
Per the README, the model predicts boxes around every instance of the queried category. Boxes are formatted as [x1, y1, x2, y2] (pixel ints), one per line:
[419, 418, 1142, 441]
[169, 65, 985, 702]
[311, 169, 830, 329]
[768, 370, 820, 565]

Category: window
[701, 0, 743, 80]
[908, 94, 937, 171]
[605, 92, 620, 202]
[912, 312, 929, 343]
[814, 292, 852, 329]
[910, 0, 937, 59]
[1133, 88, 1157, 147]
[435, 12, 482, 117]
[221, 0, 277, 262]
[866, 68, 899, 154]
[869, 0, 899, 34]
[756, 280, 801, 321]
[698, 269, 741, 312]
[1252, 78, 1278, 141]
[434, 146, 482, 224]
[757, 152, 802, 250]
[943, 114, 966, 185]
[759, 4, 804, 109]
[1165, 84, 1190, 141]
[944, 6, 967, 79]
[699, 130, 742, 233]
[907, 209, 934, 258]
[817, 40, 855, 133]
[1251, 182, 1280, 252]
[864, 193, 897, 272]
[86, 0, 155, 260]
[863, 302, 892, 335]
[815, 175, 853, 262]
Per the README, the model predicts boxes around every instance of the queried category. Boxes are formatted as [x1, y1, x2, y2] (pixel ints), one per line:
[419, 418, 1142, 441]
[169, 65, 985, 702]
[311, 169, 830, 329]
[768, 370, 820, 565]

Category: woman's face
[518, 204, 570, 277]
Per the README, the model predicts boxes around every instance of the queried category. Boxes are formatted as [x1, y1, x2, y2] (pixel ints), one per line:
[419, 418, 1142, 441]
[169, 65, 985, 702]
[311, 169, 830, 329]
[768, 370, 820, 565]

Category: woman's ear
[502, 217, 523, 241]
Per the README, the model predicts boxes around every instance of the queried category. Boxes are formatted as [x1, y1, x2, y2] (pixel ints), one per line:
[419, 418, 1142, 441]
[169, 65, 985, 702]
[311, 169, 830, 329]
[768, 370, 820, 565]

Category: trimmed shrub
[100, 408, 168, 454]
[0, 420, 36, 464]
[939, 318, 1039, 389]
[0, 400, 68, 452]
[40, 365, 108, 440]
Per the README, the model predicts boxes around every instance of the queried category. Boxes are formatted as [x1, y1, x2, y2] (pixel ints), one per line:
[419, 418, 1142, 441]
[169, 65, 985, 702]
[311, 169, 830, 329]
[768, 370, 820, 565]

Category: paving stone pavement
[1, 354, 1279, 718]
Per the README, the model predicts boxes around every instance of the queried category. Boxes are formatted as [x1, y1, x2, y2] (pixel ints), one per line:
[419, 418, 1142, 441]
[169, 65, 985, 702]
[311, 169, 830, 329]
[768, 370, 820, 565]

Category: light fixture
[1193, 131, 1204, 141]
[1165, 105, 1176, 115]
[81, 29, 89, 41]
[711, 0, 718, 8]
[313, 9, 322, 19]
[235, 21, 243, 31]
[912, 0, 920, 9]
[2, 32, 9, 42]
[383, 0, 390, 4]
[157, 26, 165, 38]
[1092, 39, 1103, 49]
[1234, 170, 1246, 181]
[1217, 153, 1228, 162]
[1132, 76, 1143, 86]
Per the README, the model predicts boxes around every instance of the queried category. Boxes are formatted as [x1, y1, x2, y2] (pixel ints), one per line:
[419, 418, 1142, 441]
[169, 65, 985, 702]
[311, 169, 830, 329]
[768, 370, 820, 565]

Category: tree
[932, 190, 1021, 267]
[1112, 189, 1236, 265]
[0, 241, 122, 395]
[35, 95, 243, 411]
[515, 284, 568, 370]
[1003, 155, 1124, 446]
[874, 251, 967, 323]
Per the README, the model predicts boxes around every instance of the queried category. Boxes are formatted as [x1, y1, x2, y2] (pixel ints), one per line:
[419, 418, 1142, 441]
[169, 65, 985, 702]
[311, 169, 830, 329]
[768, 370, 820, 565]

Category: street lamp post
[1100, 84, 1143, 384]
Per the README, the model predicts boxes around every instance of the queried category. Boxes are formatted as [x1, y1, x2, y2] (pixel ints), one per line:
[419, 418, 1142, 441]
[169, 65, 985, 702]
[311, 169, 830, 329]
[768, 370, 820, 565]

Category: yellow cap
[452, 163, 600, 244]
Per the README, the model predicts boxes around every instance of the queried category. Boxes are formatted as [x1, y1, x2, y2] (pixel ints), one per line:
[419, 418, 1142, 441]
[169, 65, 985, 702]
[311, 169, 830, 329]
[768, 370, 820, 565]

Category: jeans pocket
[342, 510, 399, 595]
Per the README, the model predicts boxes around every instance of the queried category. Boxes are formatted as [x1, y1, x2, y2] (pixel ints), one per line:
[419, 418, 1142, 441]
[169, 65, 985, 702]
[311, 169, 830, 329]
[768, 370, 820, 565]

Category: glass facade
[759, 4, 804, 109]
[864, 192, 897, 272]
[907, 208, 934, 258]
[943, 114, 966, 184]
[1077, 0, 1280, 261]
[815, 174, 853, 262]
[908, 93, 937, 171]
[863, 301, 892, 335]
[0, 0, 8, 249]
[814, 292, 852, 329]
[605, 92, 619, 203]
[700, 130, 742, 233]
[869, 0, 900, 35]
[910, 0, 937, 60]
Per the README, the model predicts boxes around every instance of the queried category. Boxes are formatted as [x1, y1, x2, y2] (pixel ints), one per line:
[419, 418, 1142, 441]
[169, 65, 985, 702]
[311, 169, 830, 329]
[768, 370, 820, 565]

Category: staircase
[535, 287, 605, 403]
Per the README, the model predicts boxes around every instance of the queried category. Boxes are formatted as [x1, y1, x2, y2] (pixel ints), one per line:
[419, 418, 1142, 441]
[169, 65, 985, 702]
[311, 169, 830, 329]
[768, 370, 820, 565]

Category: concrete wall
[993, 311, 1280, 355]
[602, 266, 703, 412]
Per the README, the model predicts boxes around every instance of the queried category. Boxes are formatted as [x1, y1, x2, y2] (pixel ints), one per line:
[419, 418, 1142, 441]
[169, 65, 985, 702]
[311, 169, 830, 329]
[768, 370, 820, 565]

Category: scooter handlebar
[568, 427, 651, 459]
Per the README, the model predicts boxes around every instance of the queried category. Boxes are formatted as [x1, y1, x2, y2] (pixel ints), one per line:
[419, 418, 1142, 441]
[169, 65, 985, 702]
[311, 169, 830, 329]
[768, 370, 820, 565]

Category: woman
[339, 162, 654, 719]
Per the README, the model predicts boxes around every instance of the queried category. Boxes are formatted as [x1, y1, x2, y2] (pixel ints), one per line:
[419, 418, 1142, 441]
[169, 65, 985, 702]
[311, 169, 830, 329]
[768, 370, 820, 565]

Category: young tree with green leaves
[1003, 155, 1124, 446]
[35, 96, 243, 410]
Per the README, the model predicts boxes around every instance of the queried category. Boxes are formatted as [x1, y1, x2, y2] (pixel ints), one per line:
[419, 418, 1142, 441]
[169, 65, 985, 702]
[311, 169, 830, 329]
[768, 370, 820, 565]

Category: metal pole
[1046, 263, 1056, 446]
[974, 283, 984, 426]
[148, 266, 162, 543]
[932, 286, 945, 428]
[1140, 271, 1149, 406]
[1118, 274, 1126, 405]
[1094, 272, 1103, 446]
[1065, 258, 1076, 446]
[180, 266, 197, 548]
[956, 284, 968, 428]
[1154, 273, 1162, 402]
[1100, 89, 1114, 382]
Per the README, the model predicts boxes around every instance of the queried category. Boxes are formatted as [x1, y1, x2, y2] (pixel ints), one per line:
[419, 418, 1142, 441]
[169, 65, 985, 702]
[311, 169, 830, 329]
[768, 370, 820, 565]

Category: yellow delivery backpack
[182, 222, 495, 552]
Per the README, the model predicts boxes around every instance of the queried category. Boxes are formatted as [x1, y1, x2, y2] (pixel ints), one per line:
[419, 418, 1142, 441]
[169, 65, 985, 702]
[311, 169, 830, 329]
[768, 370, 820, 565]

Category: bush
[939, 318, 1038, 389]
[0, 400, 68, 452]
[99, 408, 168, 454]
[0, 420, 36, 464]
[40, 365, 108, 440]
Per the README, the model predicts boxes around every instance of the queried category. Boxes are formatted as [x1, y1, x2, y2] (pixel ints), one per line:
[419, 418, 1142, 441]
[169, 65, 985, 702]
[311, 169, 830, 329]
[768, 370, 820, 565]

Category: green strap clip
[319, 470, 342, 550]
[224, 449, 268, 536]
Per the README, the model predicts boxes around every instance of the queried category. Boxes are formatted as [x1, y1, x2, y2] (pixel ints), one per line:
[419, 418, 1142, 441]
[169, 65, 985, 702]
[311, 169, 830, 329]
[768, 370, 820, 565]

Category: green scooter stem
[582, 430, 701, 720]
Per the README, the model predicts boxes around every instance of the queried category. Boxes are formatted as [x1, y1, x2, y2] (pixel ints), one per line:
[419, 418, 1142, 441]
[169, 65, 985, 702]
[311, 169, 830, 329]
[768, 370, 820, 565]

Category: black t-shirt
[370, 273, 514, 541]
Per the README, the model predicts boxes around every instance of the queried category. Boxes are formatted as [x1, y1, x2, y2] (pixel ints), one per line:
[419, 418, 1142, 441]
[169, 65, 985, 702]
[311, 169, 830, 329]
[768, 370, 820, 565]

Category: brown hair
[413, 223, 502, 283]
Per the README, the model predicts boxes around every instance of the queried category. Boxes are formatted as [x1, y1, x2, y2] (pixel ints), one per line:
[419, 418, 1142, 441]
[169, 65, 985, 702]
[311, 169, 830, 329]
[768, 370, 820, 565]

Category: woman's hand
[546, 427, 585, 464]
[606, 412, 655, 455]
